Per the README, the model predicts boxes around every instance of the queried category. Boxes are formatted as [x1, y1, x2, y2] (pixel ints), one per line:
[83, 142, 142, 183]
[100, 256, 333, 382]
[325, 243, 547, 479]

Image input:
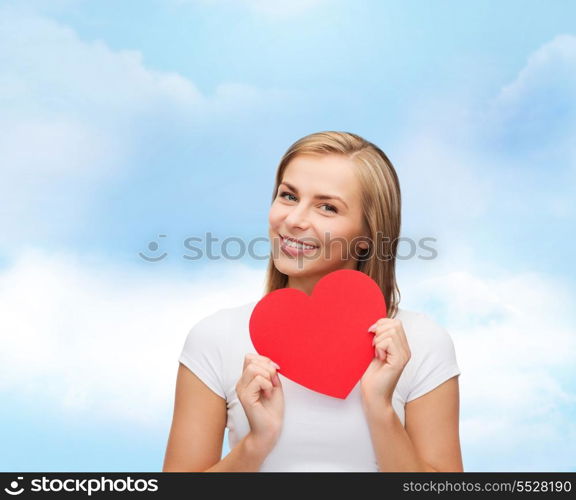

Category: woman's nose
[285, 205, 310, 229]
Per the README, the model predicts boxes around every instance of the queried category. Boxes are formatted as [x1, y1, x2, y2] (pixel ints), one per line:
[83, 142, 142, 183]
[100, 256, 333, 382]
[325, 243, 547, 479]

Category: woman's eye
[279, 191, 337, 214]
[280, 191, 296, 201]
[321, 204, 337, 213]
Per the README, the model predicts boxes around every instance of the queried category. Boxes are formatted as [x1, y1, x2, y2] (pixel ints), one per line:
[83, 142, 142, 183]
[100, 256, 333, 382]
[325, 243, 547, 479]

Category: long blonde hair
[263, 131, 402, 318]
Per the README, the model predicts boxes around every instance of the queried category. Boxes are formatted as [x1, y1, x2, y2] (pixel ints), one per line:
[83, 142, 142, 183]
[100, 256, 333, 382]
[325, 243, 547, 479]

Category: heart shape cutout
[249, 269, 387, 399]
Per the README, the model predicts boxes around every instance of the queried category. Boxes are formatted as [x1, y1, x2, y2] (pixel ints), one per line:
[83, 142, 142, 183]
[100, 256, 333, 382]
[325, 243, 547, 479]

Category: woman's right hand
[235, 353, 285, 453]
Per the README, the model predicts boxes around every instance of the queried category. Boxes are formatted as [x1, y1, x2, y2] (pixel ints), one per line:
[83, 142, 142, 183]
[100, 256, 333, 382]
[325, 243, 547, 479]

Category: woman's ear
[359, 228, 371, 250]
[357, 234, 371, 254]
[358, 220, 371, 252]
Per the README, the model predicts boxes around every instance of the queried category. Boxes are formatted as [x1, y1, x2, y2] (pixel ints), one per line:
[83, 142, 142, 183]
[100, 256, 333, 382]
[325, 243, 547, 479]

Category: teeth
[282, 236, 317, 250]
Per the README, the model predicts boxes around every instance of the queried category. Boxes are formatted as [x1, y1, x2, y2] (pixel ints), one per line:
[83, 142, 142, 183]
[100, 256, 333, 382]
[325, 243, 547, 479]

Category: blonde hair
[263, 131, 402, 319]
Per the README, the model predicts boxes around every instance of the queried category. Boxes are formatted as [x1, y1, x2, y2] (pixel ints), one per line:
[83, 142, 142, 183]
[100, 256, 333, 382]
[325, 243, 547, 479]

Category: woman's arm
[363, 376, 463, 472]
[203, 434, 273, 472]
[162, 363, 271, 472]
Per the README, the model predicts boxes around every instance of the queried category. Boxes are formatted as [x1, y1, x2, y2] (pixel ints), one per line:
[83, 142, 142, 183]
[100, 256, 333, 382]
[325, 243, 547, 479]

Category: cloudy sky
[0, 0, 575, 472]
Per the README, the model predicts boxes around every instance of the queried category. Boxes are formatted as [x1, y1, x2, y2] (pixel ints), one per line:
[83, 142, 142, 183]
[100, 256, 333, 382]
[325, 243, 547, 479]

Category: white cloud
[492, 34, 576, 120]
[394, 131, 495, 235]
[400, 267, 576, 471]
[0, 5, 295, 251]
[483, 34, 576, 174]
[0, 5, 207, 177]
[394, 34, 576, 236]
[0, 247, 266, 428]
[487, 34, 576, 219]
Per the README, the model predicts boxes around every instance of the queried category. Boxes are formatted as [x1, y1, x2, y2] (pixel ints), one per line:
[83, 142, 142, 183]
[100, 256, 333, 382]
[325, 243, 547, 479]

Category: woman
[163, 131, 463, 472]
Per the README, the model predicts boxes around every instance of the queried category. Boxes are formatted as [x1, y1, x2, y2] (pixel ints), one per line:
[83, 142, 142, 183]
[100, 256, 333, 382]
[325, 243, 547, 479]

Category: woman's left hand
[360, 318, 411, 408]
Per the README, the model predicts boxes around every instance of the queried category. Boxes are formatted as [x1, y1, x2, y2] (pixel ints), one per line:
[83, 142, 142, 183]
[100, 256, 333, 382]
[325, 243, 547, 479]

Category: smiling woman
[163, 131, 462, 472]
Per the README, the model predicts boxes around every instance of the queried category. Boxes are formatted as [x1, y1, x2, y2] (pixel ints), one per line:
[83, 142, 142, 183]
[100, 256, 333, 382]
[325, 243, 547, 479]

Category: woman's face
[268, 154, 370, 294]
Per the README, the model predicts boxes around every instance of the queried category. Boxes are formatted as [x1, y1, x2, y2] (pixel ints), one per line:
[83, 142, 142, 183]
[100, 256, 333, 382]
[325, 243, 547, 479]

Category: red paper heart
[249, 269, 387, 399]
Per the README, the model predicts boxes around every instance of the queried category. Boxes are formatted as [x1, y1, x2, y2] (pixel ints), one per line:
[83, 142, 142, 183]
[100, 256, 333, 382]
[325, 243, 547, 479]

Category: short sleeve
[178, 315, 226, 399]
[405, 314, 461, 403]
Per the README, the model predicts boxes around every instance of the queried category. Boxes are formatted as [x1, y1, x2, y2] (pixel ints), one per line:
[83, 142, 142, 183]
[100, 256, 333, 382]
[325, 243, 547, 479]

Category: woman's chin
[275, 256, 313, 273]
[274, 256, 334, 277]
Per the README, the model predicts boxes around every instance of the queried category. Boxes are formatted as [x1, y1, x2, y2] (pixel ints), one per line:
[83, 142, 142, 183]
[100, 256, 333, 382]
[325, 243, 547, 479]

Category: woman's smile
[279, 233, 320, 257]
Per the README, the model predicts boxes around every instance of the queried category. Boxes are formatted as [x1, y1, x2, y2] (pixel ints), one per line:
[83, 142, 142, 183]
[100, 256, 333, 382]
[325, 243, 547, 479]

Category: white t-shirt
[178, 299, 461, 472]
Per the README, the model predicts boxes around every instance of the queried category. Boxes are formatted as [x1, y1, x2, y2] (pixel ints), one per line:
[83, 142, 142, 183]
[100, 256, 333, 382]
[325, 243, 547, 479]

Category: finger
[372, 329, 395, 345]
[247, 374, 274, 400]
[368, 318, 384, 332]
[369, 317, 393, 330]
[243, 354, 281, 378]
[248, 358, 279, 385]
[247, 353, 281, 369]
[375, 334, 396, 348]
[375, 336, 408, 365]
[258, 354, 281, 370]
[243, 353, 258, 371]
[372, 321, 403, 337]
[250, 357, 281, 373]
[248, 356, 281, 385]
[246, 362, 274, 381]
[372, 318, 403, 332]
[369, 323, 396, 337]
[239, 363, 273, 388]
[374, 337, 394, 361]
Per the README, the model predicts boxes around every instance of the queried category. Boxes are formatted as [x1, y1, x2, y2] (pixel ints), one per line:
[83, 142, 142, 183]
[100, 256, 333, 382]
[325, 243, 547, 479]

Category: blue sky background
[0, 0, 575, 472]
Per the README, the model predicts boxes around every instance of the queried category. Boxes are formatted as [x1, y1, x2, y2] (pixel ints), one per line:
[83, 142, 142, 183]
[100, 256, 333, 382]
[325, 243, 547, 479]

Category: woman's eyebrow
[279, 181, 349, 209]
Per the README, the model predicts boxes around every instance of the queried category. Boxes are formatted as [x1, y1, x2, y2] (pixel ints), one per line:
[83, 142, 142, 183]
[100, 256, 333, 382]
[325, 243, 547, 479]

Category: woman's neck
[286, 275, 319, 296]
